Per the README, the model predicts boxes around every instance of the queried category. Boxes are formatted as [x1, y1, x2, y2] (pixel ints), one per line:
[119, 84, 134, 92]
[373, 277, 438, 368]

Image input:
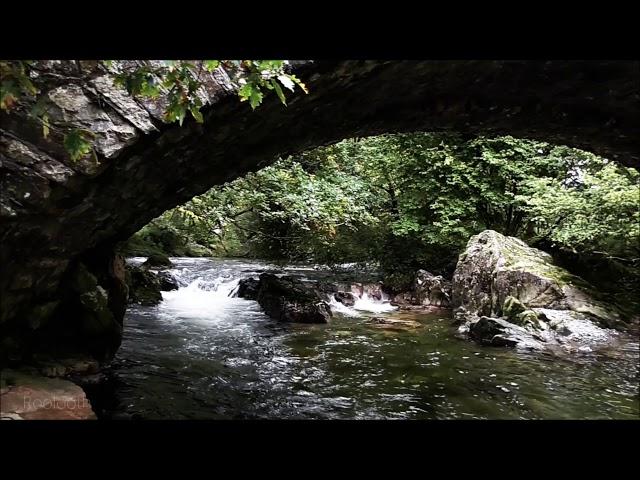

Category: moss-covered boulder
[142, 254, 173, 269]
[515, 309, 540, 328]
[125, 265, 163, 305]
[183, 243, 213, 257]
[68, 263, 124, 359]
[452, 230, 622, 329]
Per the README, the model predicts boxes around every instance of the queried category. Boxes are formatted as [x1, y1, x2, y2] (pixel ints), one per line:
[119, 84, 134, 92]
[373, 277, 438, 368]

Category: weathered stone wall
[1, 60, 638, 363]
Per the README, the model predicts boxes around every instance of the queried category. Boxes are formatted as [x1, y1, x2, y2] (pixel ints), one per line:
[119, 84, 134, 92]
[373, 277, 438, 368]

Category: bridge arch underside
[1, 60, 638, 363]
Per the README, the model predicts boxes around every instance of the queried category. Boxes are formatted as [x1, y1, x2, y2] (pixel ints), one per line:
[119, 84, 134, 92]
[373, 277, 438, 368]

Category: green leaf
[204, 60, 220, 72]
[271, 79, 287, 106]
[237, 83, 253, 102]
[64, 129, 93, 161]
[257, 60, 284, 71]
[42, 113, 50, 139]
[190, 106, 204, 123]
[249, 88, 263, 110]
[288, 74, 308, 94]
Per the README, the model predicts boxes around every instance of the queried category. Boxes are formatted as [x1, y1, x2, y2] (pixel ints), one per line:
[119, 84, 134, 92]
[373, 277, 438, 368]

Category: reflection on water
[103, 258, 639, 420]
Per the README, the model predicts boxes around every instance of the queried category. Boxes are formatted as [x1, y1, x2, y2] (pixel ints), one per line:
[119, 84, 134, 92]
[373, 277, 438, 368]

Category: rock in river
[452, 230, 624, 351]
[235, 277, 261, 300]
[334, 291, 356, 307]
[366, 316, 422, 331]
[156, 271, 179, 291]
[125, 265, 162, 306]
[142, 254, 173, 269]
[243, 273, 332, 324]
[412, 269, 452, 307]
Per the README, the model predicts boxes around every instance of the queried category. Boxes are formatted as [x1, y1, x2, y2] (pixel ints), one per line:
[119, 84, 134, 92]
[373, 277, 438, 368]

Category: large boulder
[254, 274, 332, 324]
[125, 265, 162, 305]
[452, 230, 624, 350]
[452, 230, 622, 328]
[235, 277, 261, 300]
[142, 254, 173, 269]
[65, 261, 124, 361]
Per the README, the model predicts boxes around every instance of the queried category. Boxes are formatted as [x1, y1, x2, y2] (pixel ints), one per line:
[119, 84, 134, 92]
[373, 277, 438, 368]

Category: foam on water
[353, 293, 397, 313]
[160, 276, 242, 320]
[328, 292, 397, 316]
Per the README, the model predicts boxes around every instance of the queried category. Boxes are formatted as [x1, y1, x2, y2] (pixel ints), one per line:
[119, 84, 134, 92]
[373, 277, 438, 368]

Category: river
[93, 257, 639, 419]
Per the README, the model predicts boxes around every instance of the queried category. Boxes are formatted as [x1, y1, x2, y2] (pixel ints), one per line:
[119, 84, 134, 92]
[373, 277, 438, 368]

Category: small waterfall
[159, 267, 245, 320]
[160, 278, 238, 318]
[352, 293, 396, 313]
[327, 291, 397, 317]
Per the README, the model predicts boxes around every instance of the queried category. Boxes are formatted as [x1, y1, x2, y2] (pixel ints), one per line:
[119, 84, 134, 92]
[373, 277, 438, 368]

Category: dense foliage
[126, 133, 639, 292]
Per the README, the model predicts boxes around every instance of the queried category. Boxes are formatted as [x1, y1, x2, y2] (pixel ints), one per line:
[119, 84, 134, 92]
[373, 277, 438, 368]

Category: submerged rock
[254, 273, 332, 324]
[366, 316, 422, 331]
[452, 230, 623, 351]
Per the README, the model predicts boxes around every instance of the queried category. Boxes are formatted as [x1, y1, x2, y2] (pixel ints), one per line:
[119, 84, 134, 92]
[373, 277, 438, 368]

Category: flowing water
[98, 257, 639, 419]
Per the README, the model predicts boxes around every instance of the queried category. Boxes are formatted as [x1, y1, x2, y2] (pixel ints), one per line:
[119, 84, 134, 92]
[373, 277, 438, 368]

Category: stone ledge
[0, 370, 96, 420]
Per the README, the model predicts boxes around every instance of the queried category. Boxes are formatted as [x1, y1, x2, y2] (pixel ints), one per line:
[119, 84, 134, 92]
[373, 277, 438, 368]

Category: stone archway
[1, 60, 638, 362]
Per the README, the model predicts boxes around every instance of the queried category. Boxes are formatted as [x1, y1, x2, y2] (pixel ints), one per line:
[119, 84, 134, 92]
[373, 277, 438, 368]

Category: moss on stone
[503, 295, 525, 320]
[142, 253, 173, 269]
[515, 309, 539, 328]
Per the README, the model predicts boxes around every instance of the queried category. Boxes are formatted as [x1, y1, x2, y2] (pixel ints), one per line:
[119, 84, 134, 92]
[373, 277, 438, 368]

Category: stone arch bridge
[1, 60, 638, 362]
